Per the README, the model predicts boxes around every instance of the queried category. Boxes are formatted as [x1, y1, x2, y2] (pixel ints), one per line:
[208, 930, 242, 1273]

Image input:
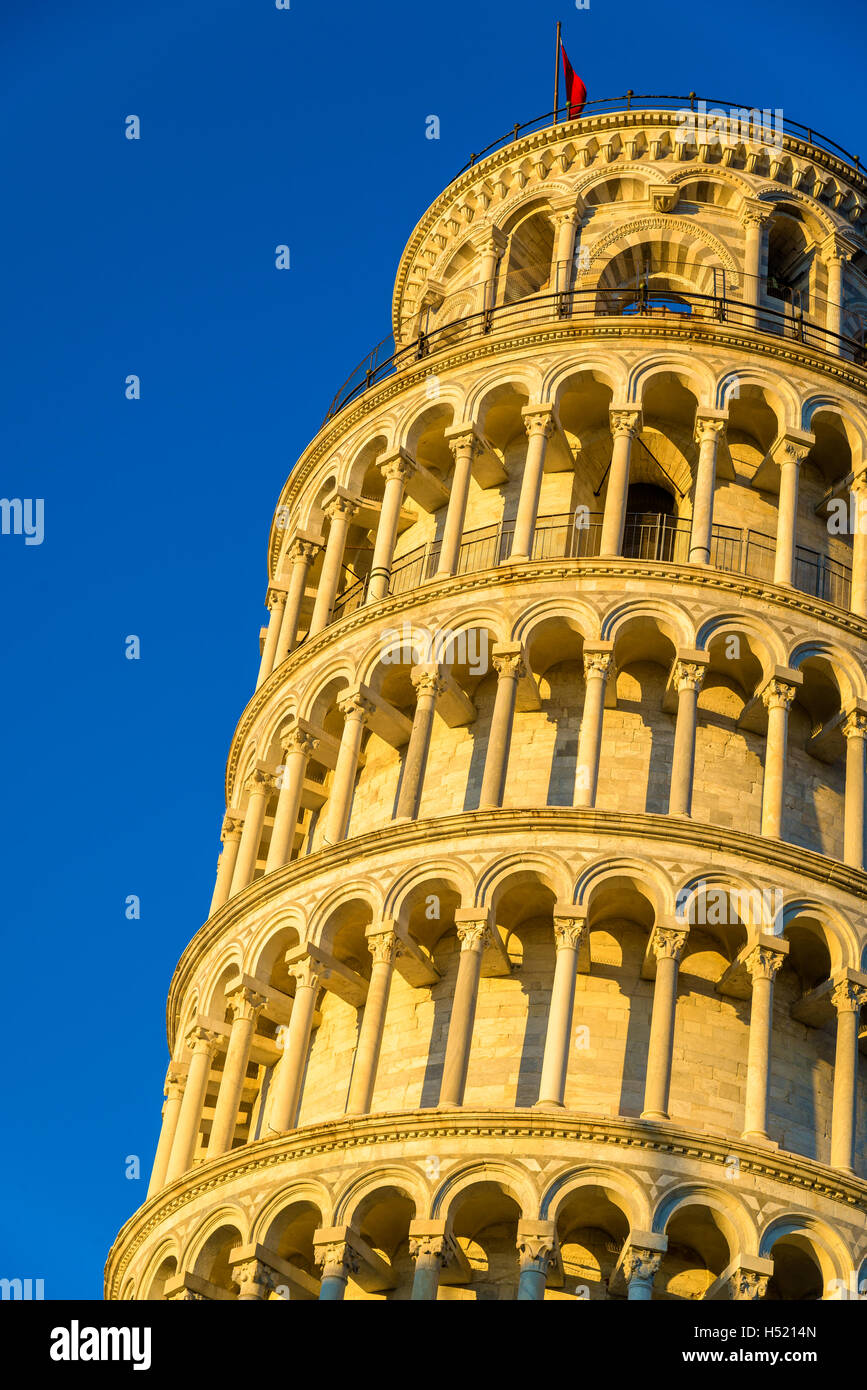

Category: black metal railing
[456, 93, 863, 181]
[328, 512, 852, 622]
[324, 285, 867, 423]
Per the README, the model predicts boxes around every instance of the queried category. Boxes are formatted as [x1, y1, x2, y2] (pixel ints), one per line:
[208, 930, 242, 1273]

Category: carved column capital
[492, 651, 526, 681]
[447, 427, 482, 461]
[380, 454, 416, 485]
[730, 1269, 769, 1301]
[280, 724, 319, 758]
[623, 1248, 662, 1284]
[164, 1069, 185, 1100]
[324, 494, 359, 523]
[287, 956, 326, 991]
[408, 1232, 456, 1266]
[245, 767, 275, 797]
[609, 407, 642, 439]
[366, 928, 402, 967]
[821, 232, 856, 266]
[761, 678, 798, 713]
[517, 1233, 557, 1272]
[674, 659, 706, 694]
[739, 198, 774, 229]
[411, 668, 446, 699]
[456, 919, 490, 952]
[583, 650, 613, 680]
[843, 710, 867, 741]
[554, 918, 588, 950]
[231, 1257, 276, 1299]
[776, 439, 811, 466]
[314, 1240, 361, 1278]
[338, 691, 376, 723]
[185, 1025, 218, 1056]
[287, 536, 320, 564]
[651, 926, 689, 963]
[745, 945, 786, 983]
[226, 985, 267, 1022]
[694, 416, 726, 447]
[220, 812, 242, 842]
[831, 979, 867, 1015]
[266, 587, 287, 612]
[521, 404, 556, 439]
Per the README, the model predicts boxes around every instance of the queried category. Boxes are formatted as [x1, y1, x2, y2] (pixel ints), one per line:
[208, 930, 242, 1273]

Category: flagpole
[553, 20, 561, 121]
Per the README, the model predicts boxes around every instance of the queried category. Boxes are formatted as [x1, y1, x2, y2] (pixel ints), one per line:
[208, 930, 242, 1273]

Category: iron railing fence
[325, 284, 867, 423]
[327, 512, 853, 622]
[455, 94, 863, 181]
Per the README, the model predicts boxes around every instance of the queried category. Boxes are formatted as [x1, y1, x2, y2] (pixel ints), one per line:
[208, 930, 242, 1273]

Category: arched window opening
[623, 483, 679, 561]
[766, 213, 812, 314]
[501, 212, 555, 305]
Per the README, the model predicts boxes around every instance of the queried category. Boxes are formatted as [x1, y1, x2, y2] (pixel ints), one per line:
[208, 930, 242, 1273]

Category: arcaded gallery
[107, 96, 867, 1302]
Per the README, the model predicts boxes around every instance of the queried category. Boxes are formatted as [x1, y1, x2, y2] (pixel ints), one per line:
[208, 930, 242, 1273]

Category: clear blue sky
[2, 0, 863, 1300]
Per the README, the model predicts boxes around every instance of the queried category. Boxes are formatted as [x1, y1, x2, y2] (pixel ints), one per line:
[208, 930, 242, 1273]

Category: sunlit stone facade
[107, 100, 867, 1302]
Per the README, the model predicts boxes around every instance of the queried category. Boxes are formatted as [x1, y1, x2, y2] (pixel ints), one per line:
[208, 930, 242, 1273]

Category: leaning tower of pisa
[107, 96, 867, 1302]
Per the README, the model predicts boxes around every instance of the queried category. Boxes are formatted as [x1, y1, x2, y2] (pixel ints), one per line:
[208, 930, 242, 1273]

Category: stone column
[315, 1239, 360, 1301]
[229, 768, 274, 895]
[479, 648, 525, 809]
[267, 958, 323, 1132]
[147, 1067, 185, 1196]
[843, 709, 867, 871]
[409, 1230, 454, 1301]
[830, 978, 867, 1173]
[367, 454, 416, 602]
[474, 227, 507, 314]
[439, 916, 490, 1108]
[346, 927, 401, 1115]
[308, 496, 358, 636]
[208, 812, 242, 916]
[740, 203, 770, 328]
[551, 208, 579, 293]
[851, 475, 867, 619]
[323, 692, 374, 845]
[689, 415, 726, 565]
[394, 668, 444, 821]
[742, 946, 786, 1142]
[760, 679, 798, 839]
[207, 986, 265, 1158]
[231, 1255, 276, 1302]
[517, 1228, 557, 1301]
[773, 441, 810, 587]
[509, 405, 555, 563]
[822, 236, 852, 346]
[624, 1248, 662, 1301]
[265, 725, 318, 871]
[600, 408, 641, 556]
[641, 926, 688, 1121]
[537, 916, 588, 1107]
[275, 538, 318, 661]
[668, 659, 706, 817]
[575, 647, 613, 808]
[438, 427, 479, 576]
[165, 1027, 217, 1182]
[256, 589, 286, 689]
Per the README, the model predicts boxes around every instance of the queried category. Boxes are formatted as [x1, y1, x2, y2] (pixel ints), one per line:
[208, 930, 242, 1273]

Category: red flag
[560, 42, 587, 119]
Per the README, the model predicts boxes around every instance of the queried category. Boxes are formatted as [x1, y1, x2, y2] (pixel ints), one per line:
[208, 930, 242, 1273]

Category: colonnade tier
[257, 397, 867, 688]
[147, 881, 867, 1200]
[215, 592, 867, 918]
[107, 1118, 867, 1301]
